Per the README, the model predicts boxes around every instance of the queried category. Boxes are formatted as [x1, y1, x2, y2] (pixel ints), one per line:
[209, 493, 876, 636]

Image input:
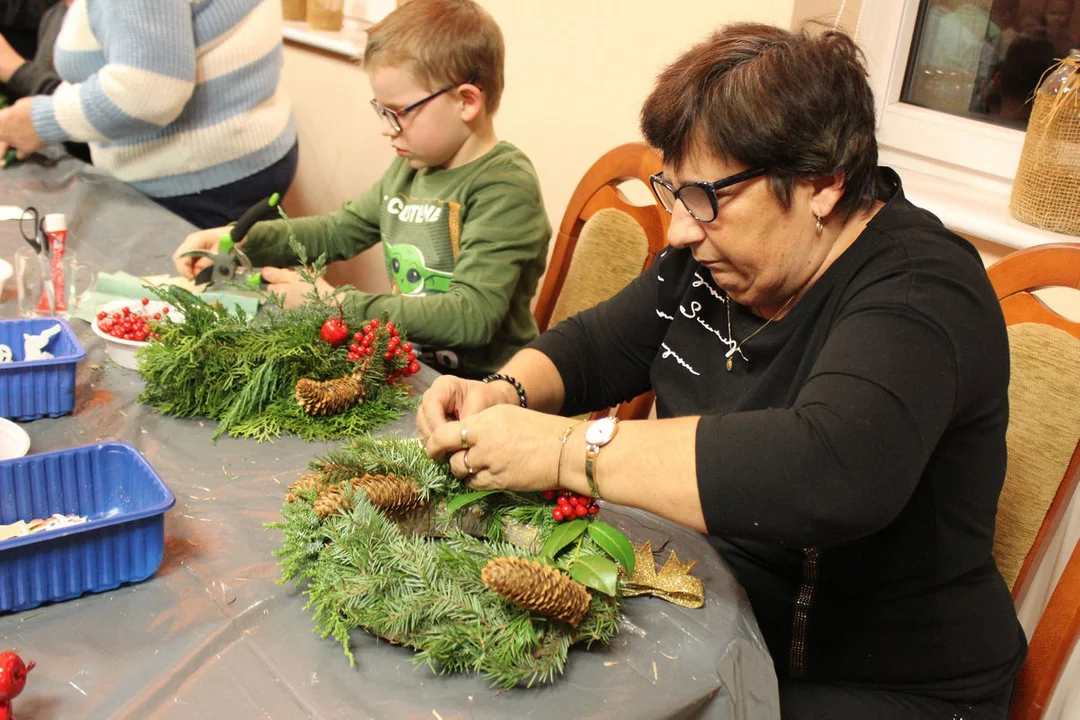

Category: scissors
[181, 193, 281, 288]
[19, 207, 47, 256]
[19, 206, 56, 311]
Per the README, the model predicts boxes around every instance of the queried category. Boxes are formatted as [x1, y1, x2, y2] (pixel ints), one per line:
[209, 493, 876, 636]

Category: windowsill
[881, 149, 1079, 250]
[282, 19, 368, 59]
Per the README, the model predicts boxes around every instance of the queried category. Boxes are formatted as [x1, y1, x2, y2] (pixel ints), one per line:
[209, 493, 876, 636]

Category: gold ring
[463, 449, 475, 476]
[460, 425, 469, 450]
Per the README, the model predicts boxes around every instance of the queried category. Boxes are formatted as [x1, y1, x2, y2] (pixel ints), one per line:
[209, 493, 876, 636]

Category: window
[861, 0, 1079, 184]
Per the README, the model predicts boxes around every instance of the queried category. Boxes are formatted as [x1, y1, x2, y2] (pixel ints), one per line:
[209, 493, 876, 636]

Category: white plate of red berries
[91, 297, 183, 370]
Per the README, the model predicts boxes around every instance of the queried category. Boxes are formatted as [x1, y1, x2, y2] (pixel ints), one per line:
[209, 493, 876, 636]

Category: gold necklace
[725, 293, 797, 371]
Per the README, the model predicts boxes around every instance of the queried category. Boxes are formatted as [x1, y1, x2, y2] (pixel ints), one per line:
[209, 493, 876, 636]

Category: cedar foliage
[136, 242, 414, 442]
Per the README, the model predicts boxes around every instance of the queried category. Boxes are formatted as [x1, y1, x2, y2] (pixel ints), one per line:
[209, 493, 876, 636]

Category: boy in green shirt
[172, 0, 551, 378]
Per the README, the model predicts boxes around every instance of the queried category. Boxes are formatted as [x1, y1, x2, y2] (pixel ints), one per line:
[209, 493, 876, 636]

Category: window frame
[860, 0, 1026, 185]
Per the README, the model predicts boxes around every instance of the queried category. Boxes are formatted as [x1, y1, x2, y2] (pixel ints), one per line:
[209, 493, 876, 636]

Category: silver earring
[813, 213, 824, 235]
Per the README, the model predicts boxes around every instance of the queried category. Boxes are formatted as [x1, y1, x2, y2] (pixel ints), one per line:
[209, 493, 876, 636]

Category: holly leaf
[540, 518, 588, 560]
[587, 522, 636, 575]
[570, 555, 619, 596]
[445, 489, 499, 516]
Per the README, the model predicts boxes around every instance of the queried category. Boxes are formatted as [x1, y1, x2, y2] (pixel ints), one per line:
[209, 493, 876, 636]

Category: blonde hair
[364, 0, 505, 114]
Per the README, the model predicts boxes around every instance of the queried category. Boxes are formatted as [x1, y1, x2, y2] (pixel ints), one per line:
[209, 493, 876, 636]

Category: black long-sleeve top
[4, 1, 65, 100]
[530, 169, 1026, 702]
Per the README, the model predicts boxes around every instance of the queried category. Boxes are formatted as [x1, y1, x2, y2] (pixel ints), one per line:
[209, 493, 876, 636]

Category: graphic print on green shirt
[381, 196, 459, 296]
[383, 240, 453, 296]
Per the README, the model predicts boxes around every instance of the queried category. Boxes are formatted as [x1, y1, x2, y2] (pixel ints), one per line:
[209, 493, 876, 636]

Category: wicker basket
[1010, 52, 1080, 236]
[307, 0, 343, 30]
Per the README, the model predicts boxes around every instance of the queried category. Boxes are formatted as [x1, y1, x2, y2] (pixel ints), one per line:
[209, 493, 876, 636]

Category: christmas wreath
[136, 246, 420, 442]
[269, 434, 705, 688]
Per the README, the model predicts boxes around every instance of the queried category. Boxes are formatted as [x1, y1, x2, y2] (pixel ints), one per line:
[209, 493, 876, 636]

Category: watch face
[585, 417, 618, 445]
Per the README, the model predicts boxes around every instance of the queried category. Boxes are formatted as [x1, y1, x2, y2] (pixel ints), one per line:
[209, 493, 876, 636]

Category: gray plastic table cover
[0, 156, 780, 719]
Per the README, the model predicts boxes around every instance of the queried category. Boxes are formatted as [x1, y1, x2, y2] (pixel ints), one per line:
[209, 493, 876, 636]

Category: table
[0, 156, 779, 719]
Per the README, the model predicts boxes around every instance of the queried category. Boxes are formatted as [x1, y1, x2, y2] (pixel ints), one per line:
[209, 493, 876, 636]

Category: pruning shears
[182, 193, 281, 288]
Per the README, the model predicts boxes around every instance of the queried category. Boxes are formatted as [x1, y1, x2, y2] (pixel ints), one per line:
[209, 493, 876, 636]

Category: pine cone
[313, 483, 351, 518]
[361, 473, 422, 513]
[481, 557, 592, 627]
[286, 471, 325, 503]
[319, 461, 357, 477]
[295, 373, 364, 416]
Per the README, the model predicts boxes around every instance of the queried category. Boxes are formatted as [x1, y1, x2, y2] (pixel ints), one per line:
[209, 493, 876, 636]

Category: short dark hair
[640, 23, 882, 219]
[364, 0, 505, 114]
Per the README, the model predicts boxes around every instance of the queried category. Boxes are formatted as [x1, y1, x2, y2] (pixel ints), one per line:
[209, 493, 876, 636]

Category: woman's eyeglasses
[370, 72, 478, 133]
[649, 167, 767, 224]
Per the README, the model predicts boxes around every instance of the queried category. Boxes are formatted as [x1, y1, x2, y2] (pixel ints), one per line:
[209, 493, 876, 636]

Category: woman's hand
[416, 375, 519, 443]
[173, 226, 230, 279]
[426, 404, 573, 493]
[260, 266, 335, 309]
[0, 98, 43, 160]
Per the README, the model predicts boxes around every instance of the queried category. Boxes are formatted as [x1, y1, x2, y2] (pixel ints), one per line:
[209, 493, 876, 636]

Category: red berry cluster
[543, 489, 599, 522]
[96, 297, 167, 342]
[344, 318, 421, 381]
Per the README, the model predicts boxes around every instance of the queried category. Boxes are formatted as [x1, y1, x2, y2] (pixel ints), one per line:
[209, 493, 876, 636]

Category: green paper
[72, 270, 261, 323]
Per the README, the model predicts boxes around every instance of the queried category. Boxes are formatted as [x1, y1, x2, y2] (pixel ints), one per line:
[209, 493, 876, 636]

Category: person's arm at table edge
[30, 0, 197, 145]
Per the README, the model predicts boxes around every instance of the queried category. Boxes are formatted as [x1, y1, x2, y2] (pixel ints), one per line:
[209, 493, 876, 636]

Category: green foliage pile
[136, 248, 414, 441]
[269, 434, 633, 687]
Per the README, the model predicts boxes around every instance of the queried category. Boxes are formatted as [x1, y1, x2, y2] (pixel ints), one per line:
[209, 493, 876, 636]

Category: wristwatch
[584, 417, 619, 499]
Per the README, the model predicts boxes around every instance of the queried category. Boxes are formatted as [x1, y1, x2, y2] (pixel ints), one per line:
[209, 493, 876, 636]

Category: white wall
[280, 1, 796, 289]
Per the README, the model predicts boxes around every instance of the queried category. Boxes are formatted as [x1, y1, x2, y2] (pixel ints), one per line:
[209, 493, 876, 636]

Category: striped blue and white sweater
[30, 0, 296, 198]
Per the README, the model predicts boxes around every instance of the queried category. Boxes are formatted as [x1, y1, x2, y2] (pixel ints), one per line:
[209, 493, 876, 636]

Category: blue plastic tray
[0, 442, 175, 613]
[0, 318, 85, 421]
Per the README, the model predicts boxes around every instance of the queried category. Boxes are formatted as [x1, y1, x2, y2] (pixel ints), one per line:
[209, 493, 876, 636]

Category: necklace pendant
[726, 357, 733, 372]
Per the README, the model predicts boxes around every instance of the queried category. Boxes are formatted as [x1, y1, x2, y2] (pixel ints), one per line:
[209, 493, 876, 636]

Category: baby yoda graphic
[386, 244, 452, 296]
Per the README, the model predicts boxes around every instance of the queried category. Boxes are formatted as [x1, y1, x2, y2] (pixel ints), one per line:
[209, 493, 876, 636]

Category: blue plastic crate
[0, 442, 175, 613]
[0, 318, 85, 421]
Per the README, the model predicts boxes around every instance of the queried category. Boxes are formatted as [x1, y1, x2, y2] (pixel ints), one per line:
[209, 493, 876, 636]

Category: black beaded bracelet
[482, 373, 527, 408]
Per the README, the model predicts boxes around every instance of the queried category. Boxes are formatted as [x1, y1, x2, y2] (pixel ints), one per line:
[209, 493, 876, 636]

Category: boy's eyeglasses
[370, 72, 478, 133]
[649, 167, 767, 224]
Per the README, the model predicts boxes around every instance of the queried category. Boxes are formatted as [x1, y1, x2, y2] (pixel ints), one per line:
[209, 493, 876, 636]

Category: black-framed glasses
[370, 71, 478, 133]
[649, 167, 767, 223]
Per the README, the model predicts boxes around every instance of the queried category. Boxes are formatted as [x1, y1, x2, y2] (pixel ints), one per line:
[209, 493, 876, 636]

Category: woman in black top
[418, 23, 1025, 720]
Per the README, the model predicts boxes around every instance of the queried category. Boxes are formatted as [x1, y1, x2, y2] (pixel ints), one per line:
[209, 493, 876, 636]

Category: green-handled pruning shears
[182, 193, 281, 288]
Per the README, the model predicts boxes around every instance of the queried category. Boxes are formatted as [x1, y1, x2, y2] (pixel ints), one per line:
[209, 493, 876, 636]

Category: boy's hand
[173, 226, 229, 280]
[260, 266, 336, 309]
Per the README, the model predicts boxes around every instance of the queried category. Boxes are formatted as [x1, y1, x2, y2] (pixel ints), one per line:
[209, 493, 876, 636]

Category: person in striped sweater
[0, 0, 298, 229]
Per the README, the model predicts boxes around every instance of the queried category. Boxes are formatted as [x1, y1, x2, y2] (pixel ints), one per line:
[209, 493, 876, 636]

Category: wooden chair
[986, 243, 1080, 720]
[533, 142, 669, 421]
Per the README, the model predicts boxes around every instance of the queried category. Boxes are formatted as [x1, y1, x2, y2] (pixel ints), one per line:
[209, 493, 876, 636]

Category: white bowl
[0, 417, 30, 460]
[90, 299, 183, 371]
[0, 258, 12, 289]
